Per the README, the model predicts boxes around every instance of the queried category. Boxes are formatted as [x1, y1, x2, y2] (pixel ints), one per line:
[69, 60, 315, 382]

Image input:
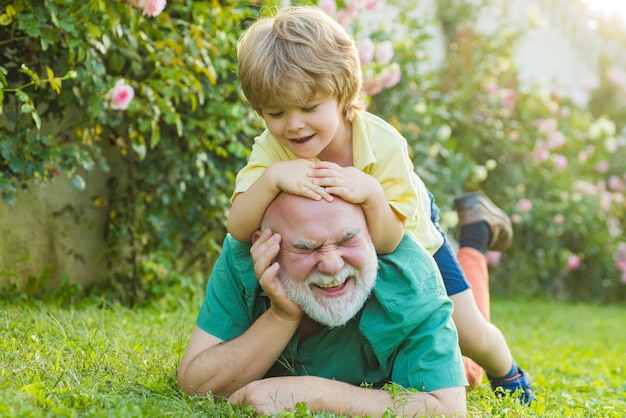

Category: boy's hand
[309, 161, 378, 204]
[251, 228, 303, 322]
[270, 160, 334, 202]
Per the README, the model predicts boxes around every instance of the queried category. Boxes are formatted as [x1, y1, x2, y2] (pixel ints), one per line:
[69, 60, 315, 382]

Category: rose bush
[2, 0, 625, 303]
[1, 0, 263, 302]
[366, 0, 626, 302]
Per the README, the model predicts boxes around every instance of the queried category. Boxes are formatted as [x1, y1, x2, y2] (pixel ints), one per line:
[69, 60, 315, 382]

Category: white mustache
[305, 265, 359, 288]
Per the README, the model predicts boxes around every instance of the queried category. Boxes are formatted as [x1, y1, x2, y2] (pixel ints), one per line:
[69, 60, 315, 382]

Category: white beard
[279, 252, 378, 328]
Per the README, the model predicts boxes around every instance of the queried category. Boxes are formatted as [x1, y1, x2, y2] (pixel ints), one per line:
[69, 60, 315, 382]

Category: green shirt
[196, 234, 467, 392]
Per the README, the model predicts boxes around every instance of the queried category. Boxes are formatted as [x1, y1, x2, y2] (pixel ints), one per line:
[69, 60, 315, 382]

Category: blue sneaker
[489, 367, 538, 406]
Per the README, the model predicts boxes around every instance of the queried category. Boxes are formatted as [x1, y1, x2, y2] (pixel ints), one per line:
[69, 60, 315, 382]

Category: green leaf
[132, 143, 147, 160]
[1, 191, 16, 206]
[31, 112, 41, 130]
[150, 124, 161, 148]
[72, 174, 86, 191]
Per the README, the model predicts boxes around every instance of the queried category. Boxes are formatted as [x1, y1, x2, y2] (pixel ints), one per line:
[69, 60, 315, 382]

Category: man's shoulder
[219, 235, 255, 276]
[376, 235, 445, 294]
[222, 234, 252, 255]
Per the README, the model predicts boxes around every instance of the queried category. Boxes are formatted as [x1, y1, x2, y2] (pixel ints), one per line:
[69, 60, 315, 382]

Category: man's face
[270, 197, 378, 327]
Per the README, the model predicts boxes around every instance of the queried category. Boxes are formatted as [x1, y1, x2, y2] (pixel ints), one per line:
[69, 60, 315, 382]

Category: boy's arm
[309, 162, 404, 254]
[228, 160, 334, 242]
[359, 177, 405, 254]
[228, 166, 282, 242]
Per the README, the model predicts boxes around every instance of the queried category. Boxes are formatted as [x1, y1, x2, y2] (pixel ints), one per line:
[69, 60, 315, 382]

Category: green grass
[1, 297, 625, 417]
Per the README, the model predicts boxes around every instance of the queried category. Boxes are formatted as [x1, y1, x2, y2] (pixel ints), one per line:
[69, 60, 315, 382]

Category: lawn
[1, 296, 625, 417]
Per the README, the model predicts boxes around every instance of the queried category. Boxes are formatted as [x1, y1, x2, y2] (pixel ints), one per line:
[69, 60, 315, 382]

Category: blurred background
[1, 0, 624, 305]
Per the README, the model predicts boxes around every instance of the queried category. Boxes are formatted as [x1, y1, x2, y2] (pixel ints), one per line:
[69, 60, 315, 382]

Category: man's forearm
[229, 376, 467, 417]
[178, 310, 299, 397]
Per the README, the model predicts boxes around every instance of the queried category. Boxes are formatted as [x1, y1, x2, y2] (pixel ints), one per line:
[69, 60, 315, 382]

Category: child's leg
[429, 192, 537, 404]
[427, 193, 491, 386]
[457, 247, 489, 321]
[457, 245, 490, 385]
[453, 193, 537, 405]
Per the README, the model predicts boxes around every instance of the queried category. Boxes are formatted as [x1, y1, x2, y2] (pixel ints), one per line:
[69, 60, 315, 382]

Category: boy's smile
[261, 96, 348, 160]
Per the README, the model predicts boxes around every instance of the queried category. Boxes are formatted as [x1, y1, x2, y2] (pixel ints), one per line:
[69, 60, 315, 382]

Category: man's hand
[251, 228, 303, 322]
[308, 161, 378, 205]
[228, 376, 467, 417]
[269, 159, 334, 202]
[228, 377, 319, 415]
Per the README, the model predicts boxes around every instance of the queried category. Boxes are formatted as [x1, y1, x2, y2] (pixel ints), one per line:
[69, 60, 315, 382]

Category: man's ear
[252, 229, 263, 244]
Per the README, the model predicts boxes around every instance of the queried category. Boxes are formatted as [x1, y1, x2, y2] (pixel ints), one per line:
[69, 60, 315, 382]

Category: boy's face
[259, 96, 347, 160]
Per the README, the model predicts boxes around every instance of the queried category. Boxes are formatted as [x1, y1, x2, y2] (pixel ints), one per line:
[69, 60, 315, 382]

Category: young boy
[228, 6, 536, 405]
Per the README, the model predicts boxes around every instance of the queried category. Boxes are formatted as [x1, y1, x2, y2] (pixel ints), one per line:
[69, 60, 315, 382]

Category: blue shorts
[428, 192, 471, 296]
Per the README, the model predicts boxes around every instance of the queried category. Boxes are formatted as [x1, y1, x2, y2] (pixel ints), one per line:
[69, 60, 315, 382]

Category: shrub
[0, 0, 263, 302]
[367, 0, 626, 302]
[2, 0, 625, 303]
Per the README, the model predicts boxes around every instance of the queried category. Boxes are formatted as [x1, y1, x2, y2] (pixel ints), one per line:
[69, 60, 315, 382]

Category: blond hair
[237, 6, 364, 121]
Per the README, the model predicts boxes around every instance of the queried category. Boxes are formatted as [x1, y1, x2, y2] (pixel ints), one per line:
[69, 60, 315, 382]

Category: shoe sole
[454, 193, 513, 251]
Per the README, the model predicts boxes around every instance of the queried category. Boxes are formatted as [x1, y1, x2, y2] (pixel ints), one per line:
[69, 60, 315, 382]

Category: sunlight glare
[581, 0, 626, 24]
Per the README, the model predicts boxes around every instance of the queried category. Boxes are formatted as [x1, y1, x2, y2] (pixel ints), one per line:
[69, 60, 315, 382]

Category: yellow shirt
[232, 111, 444, 254]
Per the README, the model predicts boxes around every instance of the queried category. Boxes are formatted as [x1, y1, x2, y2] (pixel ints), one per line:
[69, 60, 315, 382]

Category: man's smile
[312, 277, 353, 296]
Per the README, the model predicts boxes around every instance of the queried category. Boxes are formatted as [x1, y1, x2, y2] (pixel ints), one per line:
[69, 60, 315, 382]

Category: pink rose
[109, 79, 135, 110]
[595, 160, 610, 173]
[552, 154, 568, 171]
[365, 0, 379, 10]
[140, 0, 166, 17]
[318, 0, 337, 16]
[485, 251, 502, 266]
[358, 38, 375, 66]
[554, 213, 564, 225]
[567, 254, 580, 271]
[533, 147, 550, 162]
[374, 41, 394, 65]
[363, 78, 384, 96]
[608, 175, 625, 192]
[336, 4, 358, 27]
[501, 88, 516, 112]
[536, 118, 557, 134]
[600, 192, 613, 210]
[380, 63, 401, 89]
[485, 83, 499, 96]
[547, 130, 565, 149]
[517, 199, 532, 213]
[607, 68, 626, 90]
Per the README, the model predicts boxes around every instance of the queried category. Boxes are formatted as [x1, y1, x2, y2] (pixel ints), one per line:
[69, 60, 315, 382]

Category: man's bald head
[261, 193, 367, 234]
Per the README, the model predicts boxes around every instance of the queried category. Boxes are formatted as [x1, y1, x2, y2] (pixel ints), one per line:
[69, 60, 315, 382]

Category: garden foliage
[1, 0, 625, 303]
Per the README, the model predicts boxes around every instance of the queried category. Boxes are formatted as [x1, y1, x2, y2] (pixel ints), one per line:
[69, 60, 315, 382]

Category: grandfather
[177, 193, 467, 416]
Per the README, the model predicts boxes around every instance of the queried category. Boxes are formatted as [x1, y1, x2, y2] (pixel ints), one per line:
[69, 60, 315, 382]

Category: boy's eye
[266, 111, 283, 118]
[302, 105, 318, 112]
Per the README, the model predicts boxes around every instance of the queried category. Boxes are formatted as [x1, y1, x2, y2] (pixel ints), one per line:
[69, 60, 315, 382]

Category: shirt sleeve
[355, 113, 443, 253]
[391, 296, 467, 392]
[358, 123, 421, 223]
[360, 235, 467, 391]
[195, 236, 261, 341]
[231, 130, 296, 202]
